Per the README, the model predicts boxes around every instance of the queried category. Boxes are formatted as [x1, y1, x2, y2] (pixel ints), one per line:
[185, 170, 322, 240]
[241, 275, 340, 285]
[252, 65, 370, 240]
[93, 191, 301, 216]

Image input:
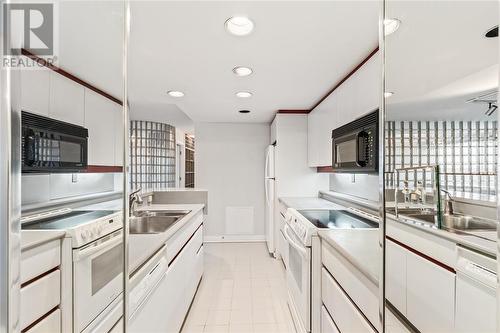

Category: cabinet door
[84, 89, 116, 166]
[455, 273, 496, 333]
[406, 251, 455, 332]
[113, 103, 124, 166]
[49, 72, 85, 125]
[20, 61, 50, 116]
[307, 90, 337, 167]
[385, 240, 407, 315]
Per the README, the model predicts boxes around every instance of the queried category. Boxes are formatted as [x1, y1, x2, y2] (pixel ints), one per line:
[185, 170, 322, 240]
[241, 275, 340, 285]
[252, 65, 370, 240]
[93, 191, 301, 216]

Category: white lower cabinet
[386, 239, 456, 333]
[321, 306, 340, 333]
[385, 240, 407, 314]
[455, 273, 497, 333]
[129, 224, 203, 333]
[321, 268, 376, 333]
[20, 269, 61, 330]
[406, 250, 455, 333]
[25, 309, 61, 333]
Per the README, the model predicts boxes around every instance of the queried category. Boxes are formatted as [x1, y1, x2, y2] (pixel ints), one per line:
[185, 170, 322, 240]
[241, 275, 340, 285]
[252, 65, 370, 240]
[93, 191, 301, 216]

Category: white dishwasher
[455, 246, 497, 333]
[129, 245, 168, 332]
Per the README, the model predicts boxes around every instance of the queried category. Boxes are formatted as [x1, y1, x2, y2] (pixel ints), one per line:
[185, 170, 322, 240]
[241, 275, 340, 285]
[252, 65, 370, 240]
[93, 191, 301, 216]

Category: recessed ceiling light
[232, 66, 253, 76]
[236, 91, 252, 98]
[384, 18, 401, 36]
[239, 110, 251, 114]
[384, 92, 394, 98]
[225, 16, 254, 36]
[167, 90, 184, 97]
[485, 25, 498, 38]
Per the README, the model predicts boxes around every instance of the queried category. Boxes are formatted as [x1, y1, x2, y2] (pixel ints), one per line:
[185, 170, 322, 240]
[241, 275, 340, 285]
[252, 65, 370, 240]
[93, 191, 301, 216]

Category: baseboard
[204, 235, 266, 243]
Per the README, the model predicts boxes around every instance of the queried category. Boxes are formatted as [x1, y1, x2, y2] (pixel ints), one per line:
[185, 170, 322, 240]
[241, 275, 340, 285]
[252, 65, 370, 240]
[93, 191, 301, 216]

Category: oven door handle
[283, 224, 308, 258]
[73, 231, 122, 262]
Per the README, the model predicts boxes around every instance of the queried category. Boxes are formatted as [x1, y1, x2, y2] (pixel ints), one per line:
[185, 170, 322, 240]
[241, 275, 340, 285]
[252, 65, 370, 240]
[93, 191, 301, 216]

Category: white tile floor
[181, 242, 296, 333]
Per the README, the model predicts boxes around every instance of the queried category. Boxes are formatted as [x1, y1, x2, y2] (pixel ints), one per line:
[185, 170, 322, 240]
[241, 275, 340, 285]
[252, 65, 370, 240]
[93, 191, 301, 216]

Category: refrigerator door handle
[265, 148, 270, 178]
[265, 179, 269, 204]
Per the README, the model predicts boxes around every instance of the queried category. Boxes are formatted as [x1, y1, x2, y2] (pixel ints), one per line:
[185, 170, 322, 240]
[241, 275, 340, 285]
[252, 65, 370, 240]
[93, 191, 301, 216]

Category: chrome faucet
[129, 188, 144, 216]
[441, 189, 454, 215]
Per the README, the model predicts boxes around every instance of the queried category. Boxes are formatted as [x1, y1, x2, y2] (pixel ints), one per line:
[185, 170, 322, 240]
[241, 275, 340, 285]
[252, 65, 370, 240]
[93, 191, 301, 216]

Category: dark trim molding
[21, 49, 123, 106]
[85, 165, 123, 173]
[277, 109, 310, 114]
[386, 236, 456, 274]
[310, 47, 379, 112]
[317, 166, 334, 173]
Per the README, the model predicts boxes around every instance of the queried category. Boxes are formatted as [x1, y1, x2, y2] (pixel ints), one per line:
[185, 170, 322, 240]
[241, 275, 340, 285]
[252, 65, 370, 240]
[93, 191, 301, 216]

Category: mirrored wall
[2, 0, 128, 331]
[384, 1, 499, 331]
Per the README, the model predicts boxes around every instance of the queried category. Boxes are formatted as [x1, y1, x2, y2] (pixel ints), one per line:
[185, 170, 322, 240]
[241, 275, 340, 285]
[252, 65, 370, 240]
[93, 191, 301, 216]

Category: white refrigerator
[265, 145, 275, 254]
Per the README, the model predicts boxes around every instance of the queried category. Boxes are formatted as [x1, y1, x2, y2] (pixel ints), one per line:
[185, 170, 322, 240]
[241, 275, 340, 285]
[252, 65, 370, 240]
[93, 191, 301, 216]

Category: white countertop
[278, 197, 344, 210]
[21, 230, 66, 251]
[387, 214, 497, 257]
[318, 229, 380, 286]
[128, 204, 204, 274]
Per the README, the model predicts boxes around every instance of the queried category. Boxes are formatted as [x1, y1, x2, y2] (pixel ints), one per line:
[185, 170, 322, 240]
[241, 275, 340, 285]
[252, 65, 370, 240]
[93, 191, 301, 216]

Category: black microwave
[22, 111, 88, 173]
[331, 110, 378, 173]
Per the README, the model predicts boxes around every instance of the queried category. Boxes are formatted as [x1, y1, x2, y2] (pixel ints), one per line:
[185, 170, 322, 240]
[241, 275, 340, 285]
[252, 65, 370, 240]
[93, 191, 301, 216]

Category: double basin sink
[388, 208, 497, 232]
[129, 210, 191, 234]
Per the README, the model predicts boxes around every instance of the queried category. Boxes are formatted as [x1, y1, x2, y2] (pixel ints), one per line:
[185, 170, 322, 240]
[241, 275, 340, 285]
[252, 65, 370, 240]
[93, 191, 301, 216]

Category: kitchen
[0, 1, 498, 333]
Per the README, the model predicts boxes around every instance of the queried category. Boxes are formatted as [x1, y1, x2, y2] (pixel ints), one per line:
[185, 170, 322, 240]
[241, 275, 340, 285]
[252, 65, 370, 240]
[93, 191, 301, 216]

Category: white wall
[195, 122, 269, 241]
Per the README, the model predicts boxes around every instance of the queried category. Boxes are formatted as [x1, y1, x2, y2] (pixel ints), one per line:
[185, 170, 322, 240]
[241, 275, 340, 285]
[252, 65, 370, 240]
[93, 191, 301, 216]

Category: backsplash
[329, 173, 379, 202]
[22, 173, 118, 208]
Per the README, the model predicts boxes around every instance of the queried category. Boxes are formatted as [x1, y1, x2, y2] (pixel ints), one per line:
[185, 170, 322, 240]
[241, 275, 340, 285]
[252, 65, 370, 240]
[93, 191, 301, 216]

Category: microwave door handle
[73, 233, 122, 261]
[355, 131, 366, 167]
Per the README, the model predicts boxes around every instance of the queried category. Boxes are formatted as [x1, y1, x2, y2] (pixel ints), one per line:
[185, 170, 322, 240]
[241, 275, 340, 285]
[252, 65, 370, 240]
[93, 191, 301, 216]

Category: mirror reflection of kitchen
[16, 2, 127, 332]
[384, 1, 498, 332]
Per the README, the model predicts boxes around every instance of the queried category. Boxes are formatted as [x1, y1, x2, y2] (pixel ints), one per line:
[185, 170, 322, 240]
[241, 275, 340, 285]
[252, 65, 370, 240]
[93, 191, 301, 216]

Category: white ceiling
[128, 1, 380, 126]
[385, 1, 499, 121]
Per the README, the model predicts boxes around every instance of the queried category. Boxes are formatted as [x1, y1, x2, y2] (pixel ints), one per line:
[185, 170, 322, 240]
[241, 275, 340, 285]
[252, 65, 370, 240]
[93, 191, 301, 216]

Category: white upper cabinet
[307, 52, 381, 167]
[49, 72, 85, 125]
[113, 103, 124, 166]
[20, 61, 50, 116]
[308, 90, 337, 167]
[84, 88, 117, 166]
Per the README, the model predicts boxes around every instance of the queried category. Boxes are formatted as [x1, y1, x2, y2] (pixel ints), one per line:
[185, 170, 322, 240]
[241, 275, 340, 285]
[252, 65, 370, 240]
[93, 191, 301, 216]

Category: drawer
[109, 318, 124, 333]
[321, 268, 375, 333]
[322, 242, 379, 330]
[25, 309, 60, 333]
[21, 269, 61, 330]
[166, 211, 203, 263]
[321, 306, 340, 333]
[21, 240, 60, 284]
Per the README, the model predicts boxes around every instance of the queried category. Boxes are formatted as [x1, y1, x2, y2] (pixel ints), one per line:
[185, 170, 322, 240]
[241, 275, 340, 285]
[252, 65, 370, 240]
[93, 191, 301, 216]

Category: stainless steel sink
[130, 210, 191, 234]
[441, 214, 497, 231]
[392, 209, 497, 231]
[134, 210, 191, 218]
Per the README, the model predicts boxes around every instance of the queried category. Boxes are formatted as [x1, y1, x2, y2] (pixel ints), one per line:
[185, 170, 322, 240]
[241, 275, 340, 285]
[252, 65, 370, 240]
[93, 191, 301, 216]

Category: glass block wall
[130, 121, 176, 190]
[185, 134, 195, 188]
[385, 120, 498, 201]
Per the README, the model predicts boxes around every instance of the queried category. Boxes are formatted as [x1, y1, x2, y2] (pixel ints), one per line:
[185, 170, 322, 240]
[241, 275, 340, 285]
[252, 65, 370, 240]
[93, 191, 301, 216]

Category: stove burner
[298, 209, 378, 229]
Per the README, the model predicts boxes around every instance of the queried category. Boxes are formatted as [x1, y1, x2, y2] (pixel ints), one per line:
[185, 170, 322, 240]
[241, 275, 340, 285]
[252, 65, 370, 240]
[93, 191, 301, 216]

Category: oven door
[22, 128, 88, 172]
[73, 230, 123, 333]
[283, 224, 311, 332]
